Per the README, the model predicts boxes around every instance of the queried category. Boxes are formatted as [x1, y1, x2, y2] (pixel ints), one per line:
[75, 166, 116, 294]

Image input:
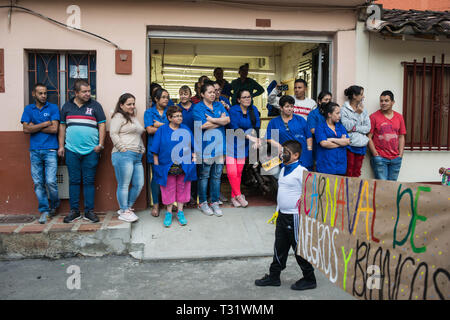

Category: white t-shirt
[268, 88, 317, 120]
[276, 164, 307, 214]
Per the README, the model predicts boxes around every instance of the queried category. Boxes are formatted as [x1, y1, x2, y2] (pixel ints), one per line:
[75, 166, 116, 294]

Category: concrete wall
[355, 21, 450, 182]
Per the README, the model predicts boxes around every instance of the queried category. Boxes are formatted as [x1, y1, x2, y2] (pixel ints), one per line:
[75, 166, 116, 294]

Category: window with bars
[27, 51, 97, 107]
[402, 54, 450, 151]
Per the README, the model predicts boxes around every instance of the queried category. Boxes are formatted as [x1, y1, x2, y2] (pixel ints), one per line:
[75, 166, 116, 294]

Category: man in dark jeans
[58, 79, 106, 223]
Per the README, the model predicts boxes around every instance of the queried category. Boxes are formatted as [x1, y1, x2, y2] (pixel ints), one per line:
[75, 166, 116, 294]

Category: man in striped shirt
[58, 79, 106, 223]
[268, 79, 317, 120]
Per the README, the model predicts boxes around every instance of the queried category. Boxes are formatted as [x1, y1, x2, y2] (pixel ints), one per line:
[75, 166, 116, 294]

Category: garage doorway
[146, 28, 333, 207]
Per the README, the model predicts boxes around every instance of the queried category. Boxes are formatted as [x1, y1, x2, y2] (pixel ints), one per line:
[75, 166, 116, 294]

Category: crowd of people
[22, 63, 409, 228]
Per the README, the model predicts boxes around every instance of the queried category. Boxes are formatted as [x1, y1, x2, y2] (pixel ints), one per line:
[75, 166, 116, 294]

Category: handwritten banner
[297, 172, 449, 300]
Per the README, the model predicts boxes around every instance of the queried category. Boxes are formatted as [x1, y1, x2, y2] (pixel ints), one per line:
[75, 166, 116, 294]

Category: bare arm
[319, 140, 341, 149]
[41, 120, 59, 134]
[22, 121, 51, 134]
[367, 132, 379, 156]
[93, 122, 106, 153]
[153, 154, 159, 165]
[307, 137, 313, 150]
[58, 123, 66, 157]
[398, 134, 405, 157]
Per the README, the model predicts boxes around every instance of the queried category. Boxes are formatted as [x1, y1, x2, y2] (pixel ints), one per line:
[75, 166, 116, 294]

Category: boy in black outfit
[255, 140, 316, 290]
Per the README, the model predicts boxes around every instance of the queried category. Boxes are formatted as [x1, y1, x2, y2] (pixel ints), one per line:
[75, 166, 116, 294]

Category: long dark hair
[112, 93, 136, 123]
[317, 90, 332, 115]
[344, 85, 364, 101]
[154, 88, 169, 107]
[237, 89, 260, 136]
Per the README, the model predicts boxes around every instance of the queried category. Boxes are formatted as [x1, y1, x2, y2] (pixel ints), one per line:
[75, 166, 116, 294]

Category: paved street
[0, 255, 354, 300]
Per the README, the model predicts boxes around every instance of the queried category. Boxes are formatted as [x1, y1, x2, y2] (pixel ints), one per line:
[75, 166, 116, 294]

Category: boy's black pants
[269, 212, 315, 280]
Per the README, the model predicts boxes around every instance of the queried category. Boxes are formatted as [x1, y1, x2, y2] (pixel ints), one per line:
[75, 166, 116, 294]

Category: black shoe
[290, 277, 317, 291]
[83, 210, 99, 223]
[63, 210, 81, 223]
[49, 208, 57, 218]
[255, 274, 281, 287]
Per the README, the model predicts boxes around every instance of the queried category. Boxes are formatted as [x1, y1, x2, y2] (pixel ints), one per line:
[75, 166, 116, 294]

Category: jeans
[30, 150, 60, 213]
[111, 151, 145, 210]
[150, 164, 160, 205]
[198, 157, 224, 204]
[65, 149, 99, 212]
[371, 156, 402, 181]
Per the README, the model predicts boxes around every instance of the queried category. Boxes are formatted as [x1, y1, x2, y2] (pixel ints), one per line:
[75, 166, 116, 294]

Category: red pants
[346, 150, 365, 177]
[226, 156, 246, 198]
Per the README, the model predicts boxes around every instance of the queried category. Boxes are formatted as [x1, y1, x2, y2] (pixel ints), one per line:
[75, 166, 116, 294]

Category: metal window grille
[27, 50, 97, 107]
[402, 54, 450, 151]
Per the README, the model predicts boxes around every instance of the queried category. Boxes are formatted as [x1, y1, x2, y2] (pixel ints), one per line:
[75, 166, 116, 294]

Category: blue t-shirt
[227, 104, 260, 159]
[21, 102, 60, 150]
[149, 123, 197, 187]
[193, 100, 229, 159]
[60, 98, 106, 155]
[266, 115, 313, 169]
[315, 121, 349, 175]
[177, 102, 195, 134]
[307, 107, 325, 161]
[144, 106, 168, 163]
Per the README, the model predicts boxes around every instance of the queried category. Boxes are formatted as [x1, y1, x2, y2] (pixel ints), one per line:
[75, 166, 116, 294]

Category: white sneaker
[231, 197, 241, 207]
[199, 202, 213, 216]
[211, 202, 223, 217]
[118, 209, 138, 222]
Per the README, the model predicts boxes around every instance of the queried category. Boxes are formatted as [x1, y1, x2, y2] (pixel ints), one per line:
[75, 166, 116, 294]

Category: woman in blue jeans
[110, 93, 145, 222]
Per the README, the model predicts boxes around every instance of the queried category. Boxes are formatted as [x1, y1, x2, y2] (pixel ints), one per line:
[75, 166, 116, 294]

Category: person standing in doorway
[193, 81, 230, 217]
[268, 79, 316, 120]
[214, 67, 232, 99]
[340, 86, 370, 177]
[58, 79, 106, 223]
[144, 88, 170, 217]
[21, 83, 60, 224]
[230, 63, 264, 106]
[368, 90, 406, 181]
[110, 93, 145, 223]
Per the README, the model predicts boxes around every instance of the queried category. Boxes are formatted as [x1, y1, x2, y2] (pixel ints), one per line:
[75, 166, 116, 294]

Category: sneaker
[255, 274, 281, 287]
[118, 209, 138, 223]
[38, 212, 49, 224]
[210, 202, 223, 217]
[126, 208, 139, 221]
[290, 277, 317, 291]
[83, 210, 100, 223]
[177, 211, 187, 226]
[49, 208, 57, 218]
[199, 202, 213, 216]
[219, 193, 228, 202]
[208, 198, 223, 205]
[63, 210, 81, 223]
[164, 212, 172, 227]
[236, 194, 248, 208]
[231, 197, 241, 208]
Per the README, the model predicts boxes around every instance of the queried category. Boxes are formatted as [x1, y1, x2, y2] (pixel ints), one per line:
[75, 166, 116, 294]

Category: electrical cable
[0, 4, 120, 49]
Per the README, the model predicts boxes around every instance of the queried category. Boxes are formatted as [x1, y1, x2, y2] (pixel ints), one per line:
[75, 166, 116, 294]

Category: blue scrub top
[149, 123, 197, 187]
[265, 114, 313, 169]
[144, 106, 168, 163]
[307, 107, 325, 162]
[193, 100, 229, 159]
[227, 104, 260, 159]
[315, 121, 349, 175]
[177, 102, 195, 134]
[20, 102, 60, 150]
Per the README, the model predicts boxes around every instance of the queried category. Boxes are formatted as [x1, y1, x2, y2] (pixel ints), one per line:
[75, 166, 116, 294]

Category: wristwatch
[98, 144, 104, 150]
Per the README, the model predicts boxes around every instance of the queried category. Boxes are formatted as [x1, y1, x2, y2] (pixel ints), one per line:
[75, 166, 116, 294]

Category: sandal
[151, 204, 160, 217]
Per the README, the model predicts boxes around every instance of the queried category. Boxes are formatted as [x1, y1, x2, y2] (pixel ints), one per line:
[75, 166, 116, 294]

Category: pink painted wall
[0, 0, 357, 130]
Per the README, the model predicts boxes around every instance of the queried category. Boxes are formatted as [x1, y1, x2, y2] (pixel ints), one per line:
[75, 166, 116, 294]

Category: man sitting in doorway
[268, 78, 317, 120]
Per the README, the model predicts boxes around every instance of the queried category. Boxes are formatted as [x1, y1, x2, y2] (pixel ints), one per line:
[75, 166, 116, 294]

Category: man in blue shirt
[265, 96, 313, 171]
[21, 83, 60, 224]
[58, 79, 106, 223]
